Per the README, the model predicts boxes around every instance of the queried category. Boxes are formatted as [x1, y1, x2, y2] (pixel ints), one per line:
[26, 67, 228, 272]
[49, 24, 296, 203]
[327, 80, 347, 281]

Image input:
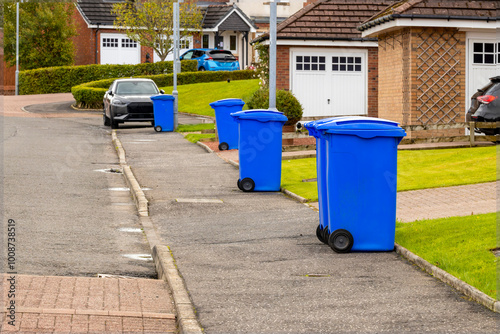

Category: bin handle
[325, 129, 406, 139]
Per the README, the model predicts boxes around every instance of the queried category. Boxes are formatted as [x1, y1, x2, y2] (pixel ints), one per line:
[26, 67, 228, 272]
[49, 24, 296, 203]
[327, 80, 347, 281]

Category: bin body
[323, 117, 406, 252]
[150, 95, 175, 132]
[231, 110, 288, 191]
[209, 99, 245, 150]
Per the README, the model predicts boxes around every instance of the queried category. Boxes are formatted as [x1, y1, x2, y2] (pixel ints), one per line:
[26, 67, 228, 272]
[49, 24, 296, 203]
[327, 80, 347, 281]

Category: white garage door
[101, 33, 140, 65]
[291, 48, 367, 118]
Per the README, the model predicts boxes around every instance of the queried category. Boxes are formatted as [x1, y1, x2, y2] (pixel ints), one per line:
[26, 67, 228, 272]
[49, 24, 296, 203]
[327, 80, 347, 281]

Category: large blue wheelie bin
[231, 110, 288, 192]
[320, 117, 406, 253]
[209, 98, 245, 151]
[150, 95, 175, 132]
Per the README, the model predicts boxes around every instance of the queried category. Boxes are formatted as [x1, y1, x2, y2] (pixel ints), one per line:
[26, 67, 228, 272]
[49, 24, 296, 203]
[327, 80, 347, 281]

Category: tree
[112, 0, 203, 62]
[3, 1, 77, 70]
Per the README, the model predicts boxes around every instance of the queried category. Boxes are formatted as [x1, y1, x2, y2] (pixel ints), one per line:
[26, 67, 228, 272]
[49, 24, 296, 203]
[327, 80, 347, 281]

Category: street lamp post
[15, 1, 20, 96]
[172, 0, 183, 130]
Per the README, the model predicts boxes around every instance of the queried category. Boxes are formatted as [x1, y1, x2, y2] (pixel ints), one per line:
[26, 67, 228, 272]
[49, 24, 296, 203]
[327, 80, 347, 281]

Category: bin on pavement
[304, 118, 340, 244]
[320, 117, 406, 253]
[231, 109, 288, 192]
[150, 95, 175, 132]
[209, 98, 245, 151]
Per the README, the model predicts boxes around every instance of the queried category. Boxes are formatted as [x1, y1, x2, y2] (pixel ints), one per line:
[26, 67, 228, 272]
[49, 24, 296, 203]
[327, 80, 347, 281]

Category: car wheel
[103, 111, 111, 126]
[110, 114, 119, 129]
[199, 67, 205, 71]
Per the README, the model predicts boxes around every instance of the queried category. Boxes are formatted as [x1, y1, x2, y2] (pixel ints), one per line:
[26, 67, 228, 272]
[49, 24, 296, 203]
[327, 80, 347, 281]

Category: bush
[71, 70, 257, 109]
[246, 89, 303, 125]
[19, 60, 198, 95]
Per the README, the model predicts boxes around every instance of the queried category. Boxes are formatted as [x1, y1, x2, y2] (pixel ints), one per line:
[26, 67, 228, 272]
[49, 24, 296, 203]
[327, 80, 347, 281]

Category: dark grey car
[466, 76, 500, 135]
[103, 78, 164, 129]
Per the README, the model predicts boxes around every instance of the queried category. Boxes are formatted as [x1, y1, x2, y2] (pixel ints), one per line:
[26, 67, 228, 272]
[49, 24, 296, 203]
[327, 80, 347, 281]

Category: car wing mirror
[160, 89, 165, 94]
[107, 90, 113, 96]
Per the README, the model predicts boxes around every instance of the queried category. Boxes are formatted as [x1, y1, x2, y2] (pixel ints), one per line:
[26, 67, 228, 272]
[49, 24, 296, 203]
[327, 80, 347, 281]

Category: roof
[76, 0, 118, 26]
[201, 4, 257, 31]
[253, 0, 397, 43]
[77, 0, 256, 31]
[359, 0, 498, 31]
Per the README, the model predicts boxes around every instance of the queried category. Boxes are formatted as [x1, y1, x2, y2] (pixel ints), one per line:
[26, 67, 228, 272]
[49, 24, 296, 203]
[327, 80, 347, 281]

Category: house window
[202, 34, 209, 48]
[332, 56, 362, 72]
[103, 38, 118, 48]
[179, 39, 190, 49]
[295, 56, 326, 71]
[473, 42, 496, 64]
[121, 38, 137, 48]
[230, 35, 237, 51]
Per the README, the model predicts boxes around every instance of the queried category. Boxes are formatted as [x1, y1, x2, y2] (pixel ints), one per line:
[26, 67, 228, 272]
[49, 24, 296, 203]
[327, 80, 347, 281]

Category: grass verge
[176, 123, 215, 133]
[281, 146, 496, 202]
[160, 79, 260, 117]
[184, 133, 216, 143]
[395, 213, 497, 299]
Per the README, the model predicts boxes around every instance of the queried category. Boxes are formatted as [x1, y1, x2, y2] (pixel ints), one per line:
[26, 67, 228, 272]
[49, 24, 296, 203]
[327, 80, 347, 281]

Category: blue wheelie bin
[321, 117, 406, 253]
[231, 110, 288, 192]
[209, 98, 245, 151]
[150, 95, 175, 132]
[304, 118, 337, 244]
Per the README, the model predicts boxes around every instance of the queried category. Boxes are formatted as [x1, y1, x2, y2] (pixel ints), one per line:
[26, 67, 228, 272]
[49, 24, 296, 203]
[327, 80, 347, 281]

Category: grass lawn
[281, 146, 497, 202]
[395, 213, 497, 299]
[176, 123, 214, 133]
[160, 79, 260, 117]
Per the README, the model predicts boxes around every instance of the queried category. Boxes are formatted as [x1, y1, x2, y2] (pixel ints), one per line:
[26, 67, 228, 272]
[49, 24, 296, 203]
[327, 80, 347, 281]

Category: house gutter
[251, 35, 378, 45]
[358, 14, 498, 31]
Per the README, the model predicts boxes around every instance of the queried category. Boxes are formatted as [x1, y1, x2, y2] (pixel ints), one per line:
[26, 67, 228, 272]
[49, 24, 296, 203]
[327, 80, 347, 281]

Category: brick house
[73, 0, 257, 68]
[358, 0, 498, 140]
[253, 0, 398, 119]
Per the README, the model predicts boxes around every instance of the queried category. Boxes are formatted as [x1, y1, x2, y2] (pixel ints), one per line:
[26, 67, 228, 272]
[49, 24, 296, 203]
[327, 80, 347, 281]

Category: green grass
[184, 133, 215, 143]
[176, 123, 215, 133]
[160, 79, 260, 117]
[395, 213, 497, 299]
[281, 146, 497, 202]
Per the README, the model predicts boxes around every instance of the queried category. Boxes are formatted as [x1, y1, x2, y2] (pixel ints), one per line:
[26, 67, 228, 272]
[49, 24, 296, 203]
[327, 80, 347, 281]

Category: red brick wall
[72, 7, 96, 65]
[276, 45, 290, 91]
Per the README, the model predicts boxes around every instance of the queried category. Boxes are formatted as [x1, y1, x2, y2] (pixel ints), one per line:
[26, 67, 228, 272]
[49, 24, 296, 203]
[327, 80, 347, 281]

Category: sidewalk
[116, 128, 499, 333]
[1, 274, 176, 333]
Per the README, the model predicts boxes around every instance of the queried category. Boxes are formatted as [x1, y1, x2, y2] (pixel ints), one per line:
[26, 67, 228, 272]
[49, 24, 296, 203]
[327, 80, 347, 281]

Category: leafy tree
[112, 0, 203, 62]
[3, 1, 77, 70]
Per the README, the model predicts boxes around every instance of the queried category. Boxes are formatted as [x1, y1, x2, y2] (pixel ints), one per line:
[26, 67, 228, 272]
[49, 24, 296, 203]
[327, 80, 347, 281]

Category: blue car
[180, 48, 240, 71]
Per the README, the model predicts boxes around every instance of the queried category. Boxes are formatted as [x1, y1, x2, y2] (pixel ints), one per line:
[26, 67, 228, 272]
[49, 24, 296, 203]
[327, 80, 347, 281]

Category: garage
[291, 48, 367, 118]
[100, 33, 140, 65]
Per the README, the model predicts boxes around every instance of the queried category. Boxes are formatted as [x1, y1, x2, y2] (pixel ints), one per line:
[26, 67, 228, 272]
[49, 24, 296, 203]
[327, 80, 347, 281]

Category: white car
[103, 78, 164, 129]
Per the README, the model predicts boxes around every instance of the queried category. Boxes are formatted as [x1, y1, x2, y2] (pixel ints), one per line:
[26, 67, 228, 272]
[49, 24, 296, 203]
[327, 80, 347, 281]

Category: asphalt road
[116, 129, 499, 334]
[3, 111, 156, 278]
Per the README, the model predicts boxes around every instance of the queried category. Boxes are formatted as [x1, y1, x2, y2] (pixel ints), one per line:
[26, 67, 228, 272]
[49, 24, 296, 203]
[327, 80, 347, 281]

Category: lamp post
[15, 1, 20, 96]
[172, 0, 183, 130]
[267, 0, 288, 111]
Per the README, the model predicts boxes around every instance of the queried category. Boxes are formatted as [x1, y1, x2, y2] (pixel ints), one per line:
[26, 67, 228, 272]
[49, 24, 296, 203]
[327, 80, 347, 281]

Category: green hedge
[19, 60, 198, 95]
[72, 70, 257, 109]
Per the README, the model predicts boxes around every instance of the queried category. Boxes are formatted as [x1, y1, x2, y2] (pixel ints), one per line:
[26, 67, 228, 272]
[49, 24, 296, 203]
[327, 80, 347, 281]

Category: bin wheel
[154, 126, 162, 132]
[328, 229, 353, 253]
[237, 179, 242, 190]
[218, 142, 229, 151]
[316, 225, 327, 244]
[240, 178, 255, 192]
[322, 226, 330, 243]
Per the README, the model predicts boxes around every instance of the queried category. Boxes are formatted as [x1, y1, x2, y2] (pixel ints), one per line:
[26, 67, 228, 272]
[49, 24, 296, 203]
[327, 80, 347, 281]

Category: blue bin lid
[209, 98, 245, 108]
[150, 94, 175, 101]
[304, 117, 344, 138]
[230, 109, 288, 123]
[321, 116, 406, 139]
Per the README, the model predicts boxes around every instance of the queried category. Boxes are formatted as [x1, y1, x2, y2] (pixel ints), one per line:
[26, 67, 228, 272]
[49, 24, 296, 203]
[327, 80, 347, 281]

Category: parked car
[466, 76, 500, 135]
[103, 78, 164, 129]
[180, 48, 240, 71]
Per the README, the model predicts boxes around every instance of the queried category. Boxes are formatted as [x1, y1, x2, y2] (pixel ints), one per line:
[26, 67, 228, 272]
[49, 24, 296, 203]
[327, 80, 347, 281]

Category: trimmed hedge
[19, 60, 198, 95]
[72, 70, 257, 109]
[247, 88, 303, 125]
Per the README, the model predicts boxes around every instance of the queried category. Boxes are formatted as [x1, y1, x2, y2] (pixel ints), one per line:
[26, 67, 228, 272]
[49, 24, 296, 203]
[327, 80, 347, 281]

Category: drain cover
[94, 168, 123, 174]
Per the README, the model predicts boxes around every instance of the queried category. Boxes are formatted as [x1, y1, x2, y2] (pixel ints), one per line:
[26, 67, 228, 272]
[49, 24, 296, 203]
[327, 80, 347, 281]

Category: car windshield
[115, 81, 159, 95]
[209, 50, 236, 61]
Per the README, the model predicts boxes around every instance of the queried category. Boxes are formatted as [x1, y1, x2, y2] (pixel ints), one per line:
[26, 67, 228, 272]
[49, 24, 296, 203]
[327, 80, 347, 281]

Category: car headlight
[112, 99, 127, 106]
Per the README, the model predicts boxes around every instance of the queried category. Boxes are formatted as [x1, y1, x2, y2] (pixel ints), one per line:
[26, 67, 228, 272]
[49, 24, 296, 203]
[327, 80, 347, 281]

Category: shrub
[71, 70, 257, 109]
[246, 89, 303, 125]
[19, 60, 198, 95]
